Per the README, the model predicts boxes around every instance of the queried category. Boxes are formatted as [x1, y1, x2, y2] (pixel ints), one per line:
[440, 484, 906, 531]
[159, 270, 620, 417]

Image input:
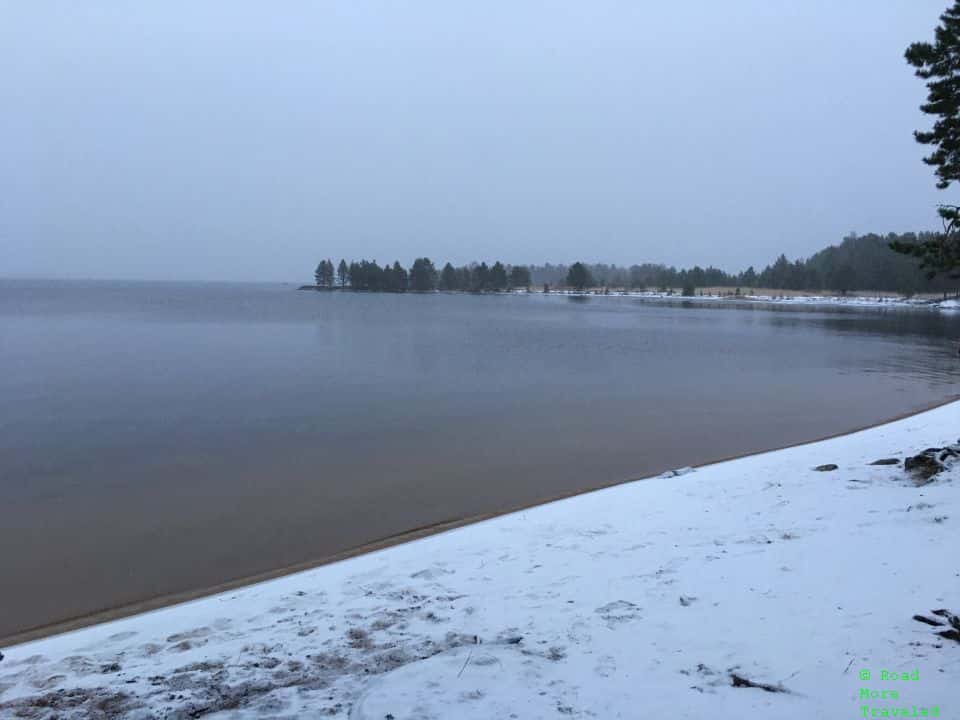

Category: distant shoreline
[298, 283, 960, 311]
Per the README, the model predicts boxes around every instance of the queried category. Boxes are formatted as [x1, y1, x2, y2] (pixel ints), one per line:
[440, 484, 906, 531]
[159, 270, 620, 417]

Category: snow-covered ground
[2, 404, 959, 719]
[542, 288, 960, 311]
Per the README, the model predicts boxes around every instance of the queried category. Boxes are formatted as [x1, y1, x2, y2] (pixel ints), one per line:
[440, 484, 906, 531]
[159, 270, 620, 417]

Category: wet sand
[3, 395, 958, 647]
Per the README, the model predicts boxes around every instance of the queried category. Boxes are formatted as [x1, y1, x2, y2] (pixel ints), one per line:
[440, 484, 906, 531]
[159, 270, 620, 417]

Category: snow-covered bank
[2, 405, 959, 719]
[543, 288, 960, 312]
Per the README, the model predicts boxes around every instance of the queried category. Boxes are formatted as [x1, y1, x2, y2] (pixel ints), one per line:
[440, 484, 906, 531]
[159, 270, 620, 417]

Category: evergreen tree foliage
[829, 263, 857, 295]
[381, 262, 398, 292]
[393, 261, 408, 291]
[524, 234, 951, 294]
[490, 262, 508, 290]
[456, 265, 473, 291]
[312, 234, 955, 296]
[473, 262, 490, 292]
[440, 262, 459, 291]
[347, 260, 385, 290]
[314, 259, 334, 287]
[380, 261, 408, 292]
[892, 2, 960, 277]
[565, 262, 592, 290]
[409, 258, 438, 292]
[906, 2, 960, 190]
[509, 265, 531, 289]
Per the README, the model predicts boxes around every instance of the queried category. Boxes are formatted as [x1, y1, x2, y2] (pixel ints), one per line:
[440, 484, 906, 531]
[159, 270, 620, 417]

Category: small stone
[904, 453, 943, 483]
[814, 464, 838, 472]
[938, 629, 960, 643]
[869, 458, 900, 466]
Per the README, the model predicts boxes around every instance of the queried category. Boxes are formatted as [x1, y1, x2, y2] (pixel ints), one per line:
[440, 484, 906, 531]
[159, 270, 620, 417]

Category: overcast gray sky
[0, 1, 953, 281]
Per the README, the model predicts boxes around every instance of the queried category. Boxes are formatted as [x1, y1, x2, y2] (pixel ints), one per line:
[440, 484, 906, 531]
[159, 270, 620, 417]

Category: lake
[2, 278, 959, 640]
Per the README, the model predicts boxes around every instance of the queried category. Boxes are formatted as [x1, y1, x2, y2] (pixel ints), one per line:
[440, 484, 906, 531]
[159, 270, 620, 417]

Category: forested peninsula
[303, 232, 960, 295]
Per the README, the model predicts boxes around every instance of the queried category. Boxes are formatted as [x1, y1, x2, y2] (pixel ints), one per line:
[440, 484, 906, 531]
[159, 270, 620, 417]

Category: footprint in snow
[410, 566, 455, 580]
[166, 627, 211, 643]
[594, 655, 617, 678]
[566, 618, 593, 644]
[350, 645, 561, 720]
[595, 600, 642, 628]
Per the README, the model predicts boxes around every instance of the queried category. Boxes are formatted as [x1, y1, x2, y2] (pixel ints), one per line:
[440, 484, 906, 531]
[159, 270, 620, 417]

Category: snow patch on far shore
[1, 404, 959, 718]
[542, 288, 960, 312]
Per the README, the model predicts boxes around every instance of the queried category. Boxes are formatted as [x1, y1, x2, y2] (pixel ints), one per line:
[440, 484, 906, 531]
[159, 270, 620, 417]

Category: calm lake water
[2, 278, 959, 638]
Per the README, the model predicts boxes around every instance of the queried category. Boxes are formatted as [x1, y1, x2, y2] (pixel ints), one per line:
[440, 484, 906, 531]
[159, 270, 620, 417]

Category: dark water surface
[2, 278, 959, 638]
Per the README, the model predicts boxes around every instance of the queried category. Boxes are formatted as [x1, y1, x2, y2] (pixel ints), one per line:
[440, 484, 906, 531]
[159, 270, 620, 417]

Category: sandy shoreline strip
[4, 393, 958, 650]
[2, 393, 958, 718]
[4, 397, 960, 718]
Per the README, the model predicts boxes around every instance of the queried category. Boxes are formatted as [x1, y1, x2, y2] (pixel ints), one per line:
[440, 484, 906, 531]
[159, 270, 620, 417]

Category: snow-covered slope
[2, 403, 958, 719]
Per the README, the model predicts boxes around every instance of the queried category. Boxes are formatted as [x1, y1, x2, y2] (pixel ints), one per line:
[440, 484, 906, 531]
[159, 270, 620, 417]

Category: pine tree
[392, 261, 408, 291]
[456, 266, 472, 291]
[409, 258, 438, 292]
[337, 259, 349, 287]
[314, 259, 334, 288]
[829, 263, 857, 295]
[381, 262, 397, 292]
[509, 265, 531, 290]
[490, 261, 508, 291]
[892, 2, 960, 277]
[440, 262, 459, 291]
[473, 262, 490, 291]
[565, 262, 592, 290]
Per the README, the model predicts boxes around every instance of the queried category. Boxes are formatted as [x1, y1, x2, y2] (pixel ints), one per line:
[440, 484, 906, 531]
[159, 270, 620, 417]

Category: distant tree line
[313, 258, 533, 292]
[314, 233, 960, 296]
[529, 233, 959, 294]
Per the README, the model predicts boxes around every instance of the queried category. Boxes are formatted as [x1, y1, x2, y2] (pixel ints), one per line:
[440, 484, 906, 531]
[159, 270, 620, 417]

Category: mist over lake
[2, 277, 958, 637]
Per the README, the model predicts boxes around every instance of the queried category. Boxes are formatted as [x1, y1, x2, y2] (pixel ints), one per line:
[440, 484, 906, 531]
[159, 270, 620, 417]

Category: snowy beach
[544, 287, 960, 312]
[2, 402, 958, 719]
